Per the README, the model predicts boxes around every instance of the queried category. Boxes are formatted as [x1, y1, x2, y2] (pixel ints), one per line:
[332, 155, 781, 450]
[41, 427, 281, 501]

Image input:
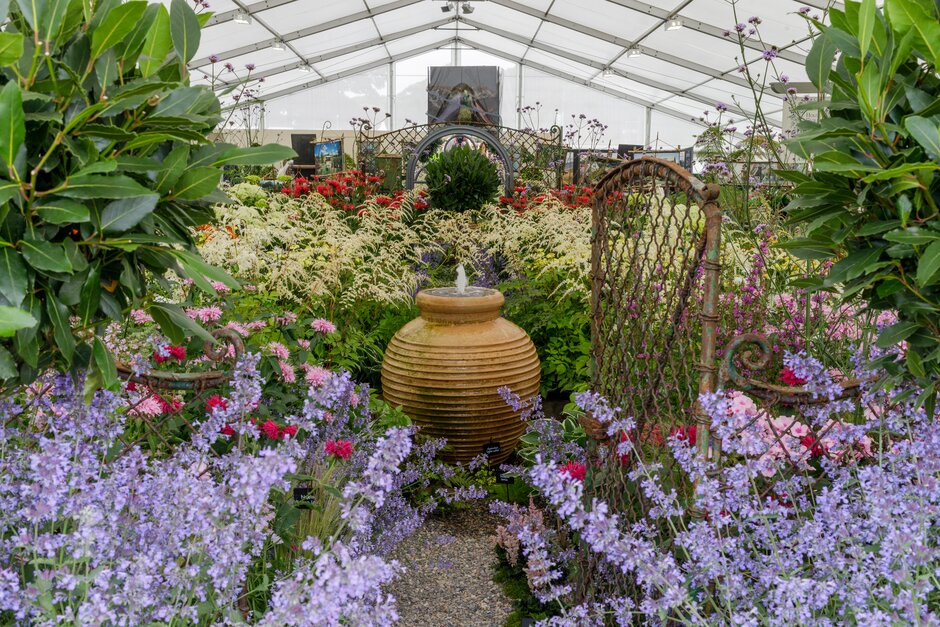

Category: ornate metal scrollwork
[719, 332, 865, 405]
[117, 328, 244, 392]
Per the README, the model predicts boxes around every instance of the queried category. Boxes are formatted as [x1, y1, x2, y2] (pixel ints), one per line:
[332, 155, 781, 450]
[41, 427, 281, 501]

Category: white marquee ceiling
[183, 0, 840, 127]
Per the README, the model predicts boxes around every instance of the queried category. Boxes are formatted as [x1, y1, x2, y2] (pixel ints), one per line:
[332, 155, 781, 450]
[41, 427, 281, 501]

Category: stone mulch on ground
[387, 503, 513, 626]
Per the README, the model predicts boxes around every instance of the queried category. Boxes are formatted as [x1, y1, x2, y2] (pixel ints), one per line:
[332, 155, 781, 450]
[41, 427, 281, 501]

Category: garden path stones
[387, 503, 512, 626]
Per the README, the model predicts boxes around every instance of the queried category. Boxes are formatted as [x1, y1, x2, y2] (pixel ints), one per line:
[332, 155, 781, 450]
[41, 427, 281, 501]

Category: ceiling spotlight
[627, 47, 642, 57]
[665, 17, 683, 31]
[299, 63, 313, 73]
[233, 10, 252, 24]
[441, 2, 452, 12]
[461, 2, 474, 13]
[272, 40, 286, 51]
[602, 68, 613, 76]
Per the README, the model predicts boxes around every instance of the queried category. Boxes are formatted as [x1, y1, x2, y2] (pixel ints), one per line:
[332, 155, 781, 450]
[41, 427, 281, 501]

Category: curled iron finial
[720, 332, 865, 406]
[204, 328, 244, 364]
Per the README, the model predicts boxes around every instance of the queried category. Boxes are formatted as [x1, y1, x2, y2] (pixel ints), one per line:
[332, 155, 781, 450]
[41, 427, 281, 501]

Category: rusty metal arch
[404, 125, 514, 194]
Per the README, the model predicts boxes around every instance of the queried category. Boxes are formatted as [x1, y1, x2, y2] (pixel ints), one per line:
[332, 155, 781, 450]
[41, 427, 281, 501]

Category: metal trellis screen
[356, 122, 564, 190]
[581, 157, 722, 604]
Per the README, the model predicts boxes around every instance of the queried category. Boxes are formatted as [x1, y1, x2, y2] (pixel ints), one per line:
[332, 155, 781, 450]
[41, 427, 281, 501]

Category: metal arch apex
[405, 125, 514, 194]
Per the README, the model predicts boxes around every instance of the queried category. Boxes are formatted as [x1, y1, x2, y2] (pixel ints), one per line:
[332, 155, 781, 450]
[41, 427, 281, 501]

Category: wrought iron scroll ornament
[719, 332, 865, 405]
[117, 328, 245, 391]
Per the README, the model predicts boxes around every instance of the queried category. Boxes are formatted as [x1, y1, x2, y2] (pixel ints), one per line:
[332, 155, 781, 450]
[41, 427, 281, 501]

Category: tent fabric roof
[187, 0, 836, 127]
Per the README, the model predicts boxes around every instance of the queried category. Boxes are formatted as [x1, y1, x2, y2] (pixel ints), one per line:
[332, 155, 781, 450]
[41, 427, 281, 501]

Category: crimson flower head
[780, 367, 807, 386]
[281, 425, 298, 439]
[559, 460, 586, 482]
[261, 420, 280, 440]
[325, 439, 354, 460]
[206, 395, 228, 415]
[220, 424, 235, 436]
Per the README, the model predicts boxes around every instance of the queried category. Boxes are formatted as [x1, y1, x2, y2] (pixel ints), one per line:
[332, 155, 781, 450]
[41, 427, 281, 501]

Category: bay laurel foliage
[425, 144, 501, 212]
[0, 0, 294, 391]
[783, 0, 940, 404]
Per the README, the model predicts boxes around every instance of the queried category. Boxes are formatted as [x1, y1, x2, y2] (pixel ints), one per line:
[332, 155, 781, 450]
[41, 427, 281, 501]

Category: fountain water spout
[456, 264, 467, 295]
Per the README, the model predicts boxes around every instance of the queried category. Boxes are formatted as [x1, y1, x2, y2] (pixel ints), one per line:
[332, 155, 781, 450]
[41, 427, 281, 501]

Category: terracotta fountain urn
[381, 279, 540, 465]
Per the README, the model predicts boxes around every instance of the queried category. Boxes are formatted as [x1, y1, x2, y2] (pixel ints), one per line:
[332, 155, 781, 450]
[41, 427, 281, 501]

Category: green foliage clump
[425, 145, 500, 212]
[783, 0, 940, 404]
[0, 0, 293, 390]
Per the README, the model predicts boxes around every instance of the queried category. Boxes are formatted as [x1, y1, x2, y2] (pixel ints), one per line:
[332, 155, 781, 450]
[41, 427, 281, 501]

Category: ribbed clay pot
[381, 287, 540, 465]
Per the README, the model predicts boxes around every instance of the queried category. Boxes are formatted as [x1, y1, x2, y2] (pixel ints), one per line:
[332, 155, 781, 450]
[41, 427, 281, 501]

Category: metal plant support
[581, 157, 721, 603]
[113, 329, 245, 457]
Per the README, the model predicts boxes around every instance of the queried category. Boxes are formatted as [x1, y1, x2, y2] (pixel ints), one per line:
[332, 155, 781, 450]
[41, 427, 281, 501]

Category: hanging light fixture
[440, 1, 452, 12]
[461, 2, 474, 13]
[299, 63, 313, 73]
[272, 40, 286, 51]
[627, 47, 642, 58]
[233, 10, 252, 24]
[602, 68, 613, 77]
[664, 17, 683, 31]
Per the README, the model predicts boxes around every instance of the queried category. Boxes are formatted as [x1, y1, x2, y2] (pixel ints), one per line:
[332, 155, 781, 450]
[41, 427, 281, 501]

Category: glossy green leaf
[876, 320, 919, 347]
[171, 167, 221, 200]
[0, 247, 27, 307]
[807, 32, 839, 90]
[99, 193, 158, 233]
[20, 239, 72, 273]
[139, 4, 171, 77]
[78, 265, 100, 325]
[885, 0, 940, 67]
[169, 0, 200, 65]
[0, 305, 36, 337]
[0, 345, 16, 379]
[150, 301, 214, 344]
[35, 198, 90, 224]
[916, 240, 940, 287]
[0, 82, 24, 174]
[858, 0, 876, 59]
[827, 246, 885, 284]
[155, 144, 189, 195]
[92, 336, 118, 390]
[60, 174, 152, 199]
[45, 292, 75, 363]
[72, 160, 117, 177]
[0, 33, 24, 67]
[862, 162, 939, 181]
[90, 0, 146, 57]
[905, 116, 940, 160]
[883, 228, 940, 245]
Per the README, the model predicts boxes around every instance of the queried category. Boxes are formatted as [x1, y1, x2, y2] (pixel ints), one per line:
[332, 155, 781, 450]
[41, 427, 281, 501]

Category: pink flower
[311, 318, 337, 334]
[211, 281, 231, 293]
[325, 439, 354, 460]
[278, 360, 296, 383]
[559, 461, 586, 482]
[193, 306, 224, 323]
[275, 312, 298, 325]
[297, 338, 311, 350]
[130, 395, 164, 416]
[246, 320, 267, 331]
[266, 342, 290, 360]
[302, 364, 331, 387]
[281, 425, 298, 439]
[130, 309, 153, 324]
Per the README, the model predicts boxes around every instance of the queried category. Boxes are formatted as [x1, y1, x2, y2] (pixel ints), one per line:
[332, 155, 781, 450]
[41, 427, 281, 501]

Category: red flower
[325, 439, 354, 460]
[261, 420, 281, 440]
[800, 435, 826, 457]
[125, 381, 138, 392]
[780, 367, 807, 386]
[220, 424, 235, 436]
[281, 425, 298, 439]
[154, 394, 182, 414]
[206, 395, 228, 415]
[559, 460, 586, 482]
[670, 424, 697, 445]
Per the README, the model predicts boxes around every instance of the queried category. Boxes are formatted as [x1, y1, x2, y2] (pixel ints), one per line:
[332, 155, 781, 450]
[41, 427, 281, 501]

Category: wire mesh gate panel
[581, 157, 721, 604]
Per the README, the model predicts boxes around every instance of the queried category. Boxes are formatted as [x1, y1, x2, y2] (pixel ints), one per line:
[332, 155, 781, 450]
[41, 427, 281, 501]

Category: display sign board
[313, 139, 344, 175]
[291, 133, 317, 165]
[428, 66, 501, 125]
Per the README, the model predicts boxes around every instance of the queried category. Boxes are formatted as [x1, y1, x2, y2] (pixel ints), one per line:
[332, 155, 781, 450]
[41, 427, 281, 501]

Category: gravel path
[388, 503, 513, 627]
